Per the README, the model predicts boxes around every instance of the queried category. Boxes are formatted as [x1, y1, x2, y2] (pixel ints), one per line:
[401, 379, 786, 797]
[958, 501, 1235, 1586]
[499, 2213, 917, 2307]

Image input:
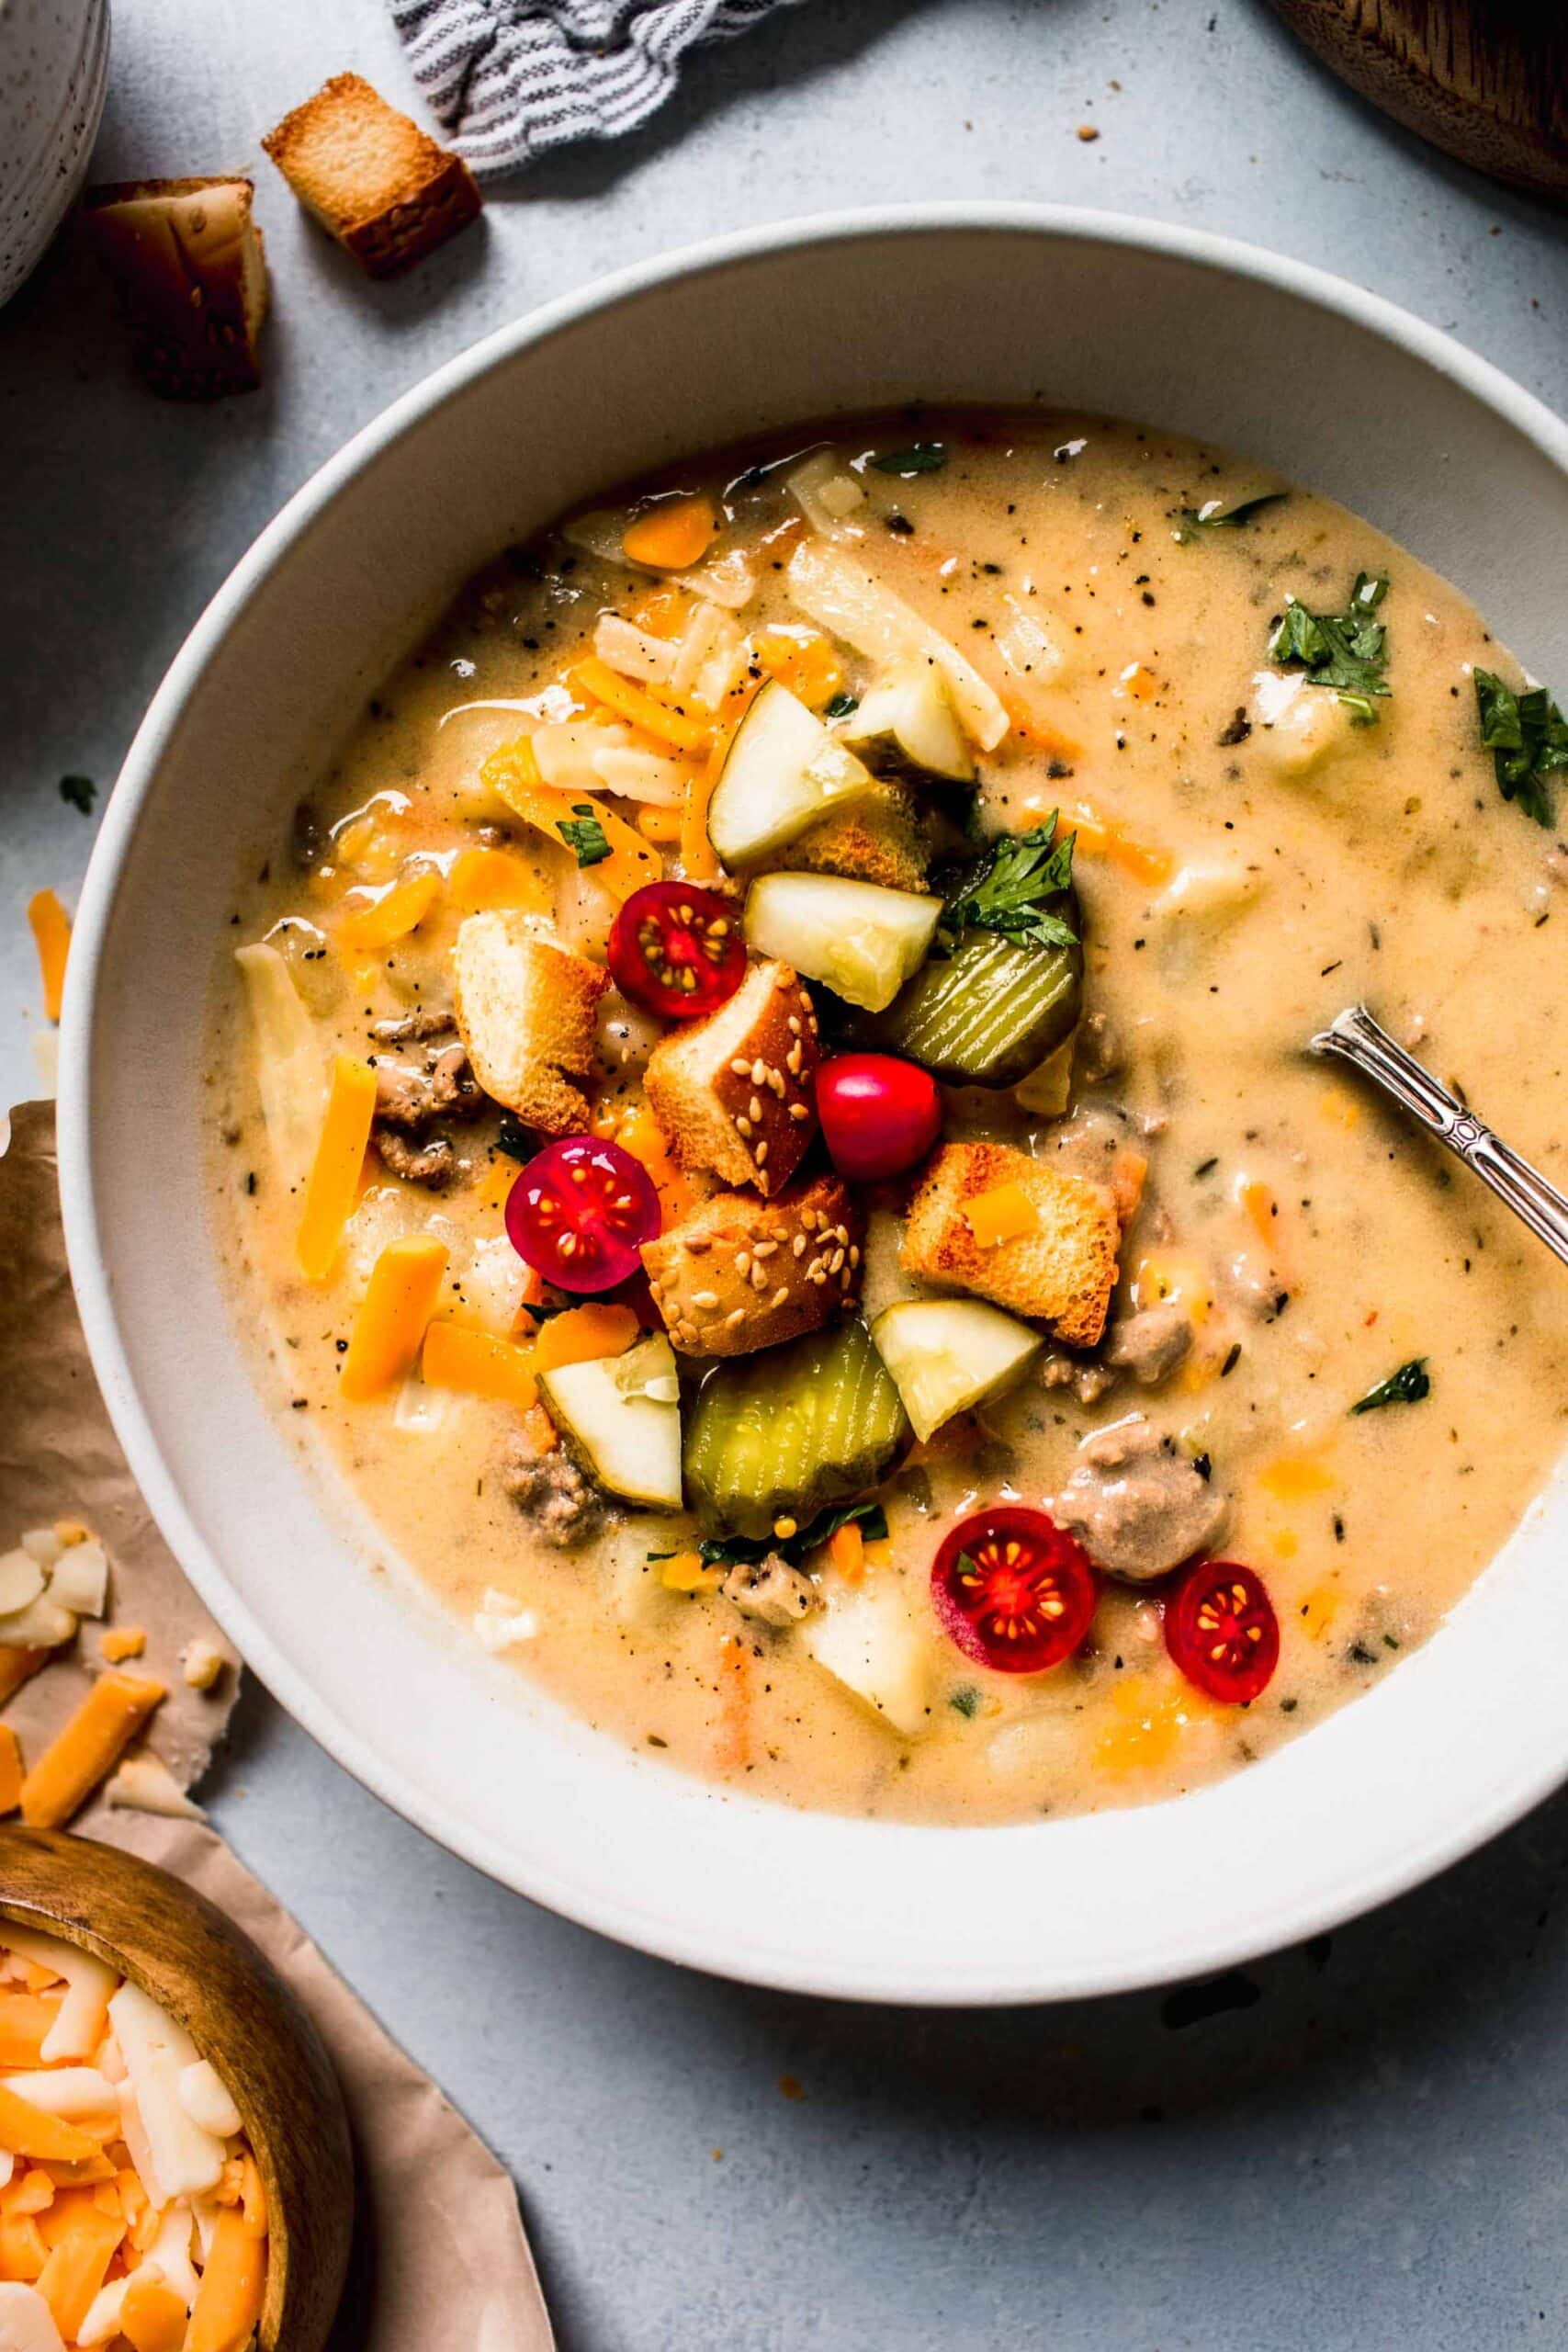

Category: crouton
[784, 783, 931, 892]
[85, 177, 268, 399]
[451, 913, 608, 1136]
[644, 960, 819, 1197]
[642, 1174, 862, 1355]
[901, 1140, 1119, 1348]
[263, 73, 481, 279]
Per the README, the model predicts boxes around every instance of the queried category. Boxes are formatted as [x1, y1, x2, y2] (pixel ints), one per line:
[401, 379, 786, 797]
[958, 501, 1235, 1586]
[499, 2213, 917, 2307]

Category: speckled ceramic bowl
[0, 0, 110, 308]
[58, 209, 1568, 2004]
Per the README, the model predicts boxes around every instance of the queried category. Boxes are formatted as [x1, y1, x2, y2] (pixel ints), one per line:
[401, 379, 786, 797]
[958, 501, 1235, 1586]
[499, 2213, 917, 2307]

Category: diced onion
[671, 601, 746, 707]
[786, 449, 866, 538]
[48, 1538, 107, 1618]
[672, 548, 756, 610]
[592, 612, 679, 687]
[786, 541, 1009, 750]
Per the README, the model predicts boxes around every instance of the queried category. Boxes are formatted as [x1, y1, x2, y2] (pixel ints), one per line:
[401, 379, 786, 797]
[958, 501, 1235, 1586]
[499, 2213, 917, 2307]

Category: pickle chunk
[683, 1319, 910, 1538]
[853, 920, 1081, 1087]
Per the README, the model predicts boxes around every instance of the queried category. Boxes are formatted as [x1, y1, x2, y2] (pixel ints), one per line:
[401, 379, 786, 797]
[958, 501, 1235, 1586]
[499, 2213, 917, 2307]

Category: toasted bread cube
[263, 73, 482, 279]
[644, 960, 819, 1197]
[86, 177, 268, 400]
[642, 1174, 862, 1356]
[901, 1141, 1119, 1348]
[784, 783, 930, 893]
[452, 913, 609, 1136]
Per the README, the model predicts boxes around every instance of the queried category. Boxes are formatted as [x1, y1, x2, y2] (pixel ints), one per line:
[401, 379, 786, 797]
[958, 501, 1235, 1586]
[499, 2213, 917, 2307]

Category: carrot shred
[570, 657, 713, 755]
[27, 890, 71, 1023]
[185, 2206, 265, 2352]
[531, 1303, 638, 1374]
[998, 697, 1083, 763]
[295, 1055, 378, 1283]
[19, 1672, 167, 1831]
[339, 1236, 450, 1405]
[121, 2271, 191, 2352]
[0, 1725, 22, 1817]
[1064, 802, 1173, 886]
[0, 1993, 61, 2065]
[714, 1634, 753, 1774]
[482, 736, 660, 903]
[827, 1521, 865, 1579]
[622, 492, 717, 573]
[421, 1321, 538, 1410]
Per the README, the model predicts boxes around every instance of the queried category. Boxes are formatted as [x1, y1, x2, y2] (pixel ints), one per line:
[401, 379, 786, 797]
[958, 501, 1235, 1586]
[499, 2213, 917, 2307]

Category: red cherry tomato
[931, 1507, 1100, 1675]
[1164, 1558, 1280, 1705]
[505, 1136, 660, 1295]
[816, 1053, 942, 1182]
[607, 881, 747, 1022]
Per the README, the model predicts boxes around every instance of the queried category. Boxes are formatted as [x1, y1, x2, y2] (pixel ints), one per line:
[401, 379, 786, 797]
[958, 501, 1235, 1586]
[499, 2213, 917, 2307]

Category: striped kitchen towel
[388, 0, 808, 177]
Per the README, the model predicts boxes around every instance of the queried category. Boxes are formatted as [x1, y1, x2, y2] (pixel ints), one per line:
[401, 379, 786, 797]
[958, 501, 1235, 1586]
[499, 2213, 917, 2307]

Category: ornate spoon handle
[1309, 1003, 1568, 1272]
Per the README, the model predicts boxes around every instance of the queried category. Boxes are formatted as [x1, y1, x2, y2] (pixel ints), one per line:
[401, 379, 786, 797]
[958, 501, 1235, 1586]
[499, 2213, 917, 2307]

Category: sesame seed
[786, 1046, 803, 1075]
[787, 1016, 802, 1036]
[788, 1102, 809, 1122]
[750, 1262, 768, 1290]
[726, 1307, 745, 1328]
[848, 1245, 861, 1267]
[750, 1094, 762, 1123]
[752, 1238, 778, 1258]
[684, 1235, 710, 1255]
[692, 1290, 719, 1310]
[808, 1267, 828, 1285]
[772, 1286, 790, 1309]
[754, 1142, 768, 1165]
[735, 1251, 751, 1276]
[792, 1233, 807, 1257]
[751, 1058, 767, 1086]
[730, 1058, 750, 1077]
[829, 1249, 845, 1273]
[677, 1318, 698, 1345]
[736, 1114, 752, 1138]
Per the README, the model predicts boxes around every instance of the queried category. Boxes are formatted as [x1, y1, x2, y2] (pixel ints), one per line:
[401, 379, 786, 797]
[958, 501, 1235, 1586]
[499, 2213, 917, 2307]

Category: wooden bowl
[0, 1826, 354, 2352]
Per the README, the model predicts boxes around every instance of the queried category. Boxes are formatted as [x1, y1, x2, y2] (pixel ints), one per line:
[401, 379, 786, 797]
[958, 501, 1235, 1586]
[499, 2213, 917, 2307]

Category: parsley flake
[557, 805, 611, 867]
[59, 774, 96, 815]
[1268, 571, 1391, 725]
[1474, 669, 1568, 829]
[1172, 491, 1288, 542]
[941, 817, 1078, 954]
[871, 442, 947, 478]
[825, 693, 860, 720]
[1351, 1358, 1430, 1415]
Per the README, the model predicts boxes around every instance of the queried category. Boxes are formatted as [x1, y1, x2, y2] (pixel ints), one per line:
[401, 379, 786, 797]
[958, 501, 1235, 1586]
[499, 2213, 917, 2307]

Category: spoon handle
[1309, 1003, 1568, 1272]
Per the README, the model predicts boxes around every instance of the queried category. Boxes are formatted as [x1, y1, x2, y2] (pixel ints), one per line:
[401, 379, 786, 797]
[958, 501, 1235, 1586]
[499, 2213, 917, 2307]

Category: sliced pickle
[852, 908, 1082, 1088]
[682, 1319, 910, 1539]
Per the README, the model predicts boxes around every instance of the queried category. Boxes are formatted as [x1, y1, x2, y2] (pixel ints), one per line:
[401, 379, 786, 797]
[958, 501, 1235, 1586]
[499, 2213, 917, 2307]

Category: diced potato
[803, 1578, 933, 1738]
[1248, 669, 1357, 775]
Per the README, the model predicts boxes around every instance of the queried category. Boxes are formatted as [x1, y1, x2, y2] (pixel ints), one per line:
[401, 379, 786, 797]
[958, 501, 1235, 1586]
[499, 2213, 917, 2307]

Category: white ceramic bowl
[60, 209, 1568, 2004]
[0, 0, 110, 308]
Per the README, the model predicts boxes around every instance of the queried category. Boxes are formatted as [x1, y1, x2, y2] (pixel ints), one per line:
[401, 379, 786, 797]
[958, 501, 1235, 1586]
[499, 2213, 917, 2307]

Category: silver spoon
[1309, 1003, 1568, 1272]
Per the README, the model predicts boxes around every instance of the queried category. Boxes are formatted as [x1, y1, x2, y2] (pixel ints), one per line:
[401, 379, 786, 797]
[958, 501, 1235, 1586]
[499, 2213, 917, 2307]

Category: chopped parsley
[824, 693, 860, 720]
[495, 1113, 535, 1161]
[1350, 1357, 1430, 1415]
[59, 774, 96, 814]
[950, 1687, 981, 1719]
[871, 442, 947, 477]
[1267, 571, 1391, 725]
[1474, 668, 1568, 829]
[556, 805, 610, 867]
[942, 817, 1078, 953]
[1172, 491, 1288, 541]
[653, 1498, 890, 1575]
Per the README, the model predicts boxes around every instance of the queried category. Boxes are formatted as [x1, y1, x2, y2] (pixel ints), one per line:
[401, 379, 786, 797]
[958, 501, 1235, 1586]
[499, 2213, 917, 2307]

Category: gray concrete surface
[4, 2, 1568, 2345]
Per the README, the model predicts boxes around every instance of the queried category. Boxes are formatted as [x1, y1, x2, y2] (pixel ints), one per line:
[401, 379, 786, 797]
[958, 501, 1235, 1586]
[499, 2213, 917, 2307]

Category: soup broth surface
[209, 410, 1568, 1825]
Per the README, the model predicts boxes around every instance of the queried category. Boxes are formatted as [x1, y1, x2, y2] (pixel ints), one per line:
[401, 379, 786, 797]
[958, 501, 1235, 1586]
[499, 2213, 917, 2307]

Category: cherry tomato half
[931, 1507, 1100, 1676]
[505, 1136, 661, 1295]
[607, 881, 747, 1023]
[1164, 1558, 1280, 1705]
[816, 1053, 942, 1183]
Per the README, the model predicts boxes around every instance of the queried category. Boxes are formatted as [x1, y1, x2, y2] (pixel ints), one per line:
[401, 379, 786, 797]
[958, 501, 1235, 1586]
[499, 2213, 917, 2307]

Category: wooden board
[1273, 0, 1568, 201]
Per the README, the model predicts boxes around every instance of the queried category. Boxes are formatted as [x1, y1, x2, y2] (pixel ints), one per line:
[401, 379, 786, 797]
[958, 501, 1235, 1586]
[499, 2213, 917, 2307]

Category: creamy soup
[208, 410, 1568, 1826]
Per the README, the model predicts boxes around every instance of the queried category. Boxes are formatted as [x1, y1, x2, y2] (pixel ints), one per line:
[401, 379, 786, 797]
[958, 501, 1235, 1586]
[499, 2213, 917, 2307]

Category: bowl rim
[56, 201, 1568, 2004]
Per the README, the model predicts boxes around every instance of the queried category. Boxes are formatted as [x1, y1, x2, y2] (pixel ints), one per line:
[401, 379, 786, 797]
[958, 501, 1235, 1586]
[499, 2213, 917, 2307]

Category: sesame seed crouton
[263, 73, 481, 279]
[452, 912, 609, 1136]
[642, 1174, 862, 1355]
[643, 959, 818, 1196]
[85, 178, 268, 400]
[900, 1140, 1119, 1348]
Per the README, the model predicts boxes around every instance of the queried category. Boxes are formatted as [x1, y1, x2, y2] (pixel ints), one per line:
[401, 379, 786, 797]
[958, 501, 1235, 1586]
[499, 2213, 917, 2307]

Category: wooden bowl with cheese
[0, 1826, 352, 2351]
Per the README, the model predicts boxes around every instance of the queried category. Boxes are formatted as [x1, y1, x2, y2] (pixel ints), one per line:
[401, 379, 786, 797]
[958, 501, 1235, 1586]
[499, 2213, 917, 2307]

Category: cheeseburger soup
[208, 411, 1568, 1826]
